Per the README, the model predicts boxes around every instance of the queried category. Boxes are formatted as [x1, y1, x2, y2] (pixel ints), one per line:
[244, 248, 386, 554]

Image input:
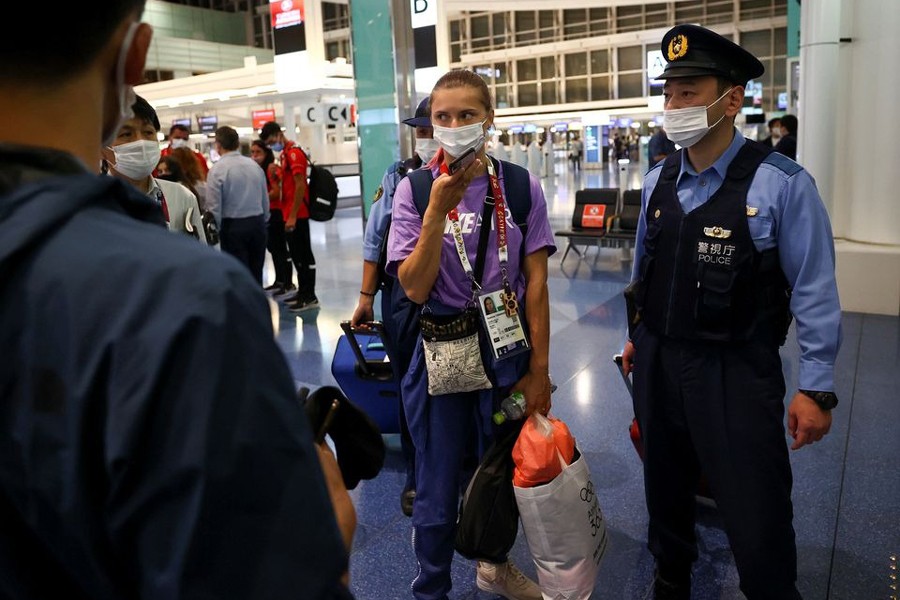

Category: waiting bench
[555, 188, 619, 265]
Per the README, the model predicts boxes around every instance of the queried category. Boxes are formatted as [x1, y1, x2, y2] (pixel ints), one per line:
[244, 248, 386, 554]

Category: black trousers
[287, 219, 316, 301]
[631, 324, 801, 600]
[266, 210, 293, 286]
[221, 215, 266, 285]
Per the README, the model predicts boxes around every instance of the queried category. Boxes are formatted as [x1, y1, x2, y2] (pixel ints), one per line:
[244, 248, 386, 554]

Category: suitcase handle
[340, 321, 389, 378]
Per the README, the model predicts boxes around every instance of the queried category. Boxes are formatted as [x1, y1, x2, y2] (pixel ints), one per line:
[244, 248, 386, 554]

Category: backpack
[305, 153, 339, 222]
[407, 157, 533, 245]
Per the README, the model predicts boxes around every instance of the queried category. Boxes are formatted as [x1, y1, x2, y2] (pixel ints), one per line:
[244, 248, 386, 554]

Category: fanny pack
[420, 309, 492, 396]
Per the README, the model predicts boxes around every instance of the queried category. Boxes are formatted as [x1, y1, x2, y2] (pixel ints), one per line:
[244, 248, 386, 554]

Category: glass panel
[591, 75, 610, 100]
[515, 11, 536, 43]
[774, 27, 788, 56]
[518, 83, 538, 106]
[645, 3, 669, 28]
[773, 58, 786, 87]
[541, 81, 558, 105]
[742, 29, 771, 58]
[450, 20, 461, 43]
[496, 61, 508, 84]
[591, 49, 609, 74]
[565, 52, 587, 77]
[566, 78, 589, 103]
[616, 5, 642, 32]
[495, 85, 510, 109]
[471, 15, 489, 44]
[541, 56, 557, 78]
[517, 58, 537, 82]
[564, 9, 588, 38]
[539, 10, 555, 29]
[675, 4, 703, 22]
[589, 8, 611, 36]
[618, 45, 643, 71]
[618, 72, 644, 98]
[492, 13, 507, 45]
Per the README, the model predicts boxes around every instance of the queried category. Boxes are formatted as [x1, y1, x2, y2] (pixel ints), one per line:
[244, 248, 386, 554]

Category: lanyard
[154, 187, 170, 223]
[444, 159, 512, 296]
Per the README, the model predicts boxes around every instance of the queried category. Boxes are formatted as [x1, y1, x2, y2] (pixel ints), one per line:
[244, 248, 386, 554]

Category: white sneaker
[476, 560, 542, 600]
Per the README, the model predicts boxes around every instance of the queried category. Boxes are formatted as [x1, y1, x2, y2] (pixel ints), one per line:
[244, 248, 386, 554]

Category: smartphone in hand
[448, 147, 477, 174]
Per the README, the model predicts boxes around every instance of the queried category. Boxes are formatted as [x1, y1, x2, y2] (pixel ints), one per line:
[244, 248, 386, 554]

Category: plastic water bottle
[493, 391, 526, 425]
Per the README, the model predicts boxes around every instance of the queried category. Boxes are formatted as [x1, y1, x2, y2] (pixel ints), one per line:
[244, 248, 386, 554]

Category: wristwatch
[798, 389, 839, 411]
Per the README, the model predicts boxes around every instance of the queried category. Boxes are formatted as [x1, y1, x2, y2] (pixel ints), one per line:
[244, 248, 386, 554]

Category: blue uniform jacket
[0, 147, 351, 599]
[632, 130, 842, 392]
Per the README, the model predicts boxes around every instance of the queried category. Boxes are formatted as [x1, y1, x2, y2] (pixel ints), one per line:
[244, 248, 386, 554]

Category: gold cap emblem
[703, 226, 732, 239]
[668, 34, 689, 61]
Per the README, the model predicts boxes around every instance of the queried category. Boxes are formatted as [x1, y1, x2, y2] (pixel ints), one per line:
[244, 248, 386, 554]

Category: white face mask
[170, 138, 189, 149]
[432, 120, 486, 159]
[662, 87, 733, 148]
[102, 22, 140, 147]
[110, 139, 161, 180]
[415, 138, 439, 163]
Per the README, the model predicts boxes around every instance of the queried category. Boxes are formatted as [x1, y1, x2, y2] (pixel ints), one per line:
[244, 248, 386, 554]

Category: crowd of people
[0, 2, 841, 599]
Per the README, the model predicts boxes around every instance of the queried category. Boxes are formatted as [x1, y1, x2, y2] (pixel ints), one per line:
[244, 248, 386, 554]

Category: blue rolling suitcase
[331, 321, 400, 434]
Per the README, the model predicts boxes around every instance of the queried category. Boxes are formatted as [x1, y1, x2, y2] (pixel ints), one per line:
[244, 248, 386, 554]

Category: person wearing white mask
[352, 98, 436, 518]
[0, 2, 355, 597]
[102, 95, 207, 244]
[387, 69, 556, 600]
[158, 122, 209, 177]
[621, 24, 841, 600]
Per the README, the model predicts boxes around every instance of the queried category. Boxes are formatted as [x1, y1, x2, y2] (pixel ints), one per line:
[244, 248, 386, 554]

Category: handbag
[200, 210, 219, 246]
[419, 309, 491, 396]
[514, 444, 608, 600]
[455, 423, 522, 563]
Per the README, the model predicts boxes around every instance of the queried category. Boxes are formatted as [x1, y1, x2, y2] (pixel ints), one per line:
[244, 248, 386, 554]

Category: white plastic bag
[514, 446, 608, 600]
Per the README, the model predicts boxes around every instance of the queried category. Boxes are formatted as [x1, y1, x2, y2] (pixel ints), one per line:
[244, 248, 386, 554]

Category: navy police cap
[659, 24, 764, 85]
[402, 97, 432, 128]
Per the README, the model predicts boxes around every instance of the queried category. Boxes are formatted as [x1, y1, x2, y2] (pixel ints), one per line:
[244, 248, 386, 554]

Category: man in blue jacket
[0, 2, 354, 598]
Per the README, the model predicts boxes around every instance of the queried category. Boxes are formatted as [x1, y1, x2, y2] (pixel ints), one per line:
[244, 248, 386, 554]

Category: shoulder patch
[763, 152, 803, 177]
[373, 185, 383, 202]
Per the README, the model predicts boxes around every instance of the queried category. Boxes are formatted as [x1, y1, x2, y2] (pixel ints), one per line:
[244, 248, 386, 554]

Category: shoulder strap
[494, 158, 532, 237]
[408, 168, 435, 218]
[659, 149, 682, 185]
[725, 139, 774, 181]
[762, 149, 803, 177]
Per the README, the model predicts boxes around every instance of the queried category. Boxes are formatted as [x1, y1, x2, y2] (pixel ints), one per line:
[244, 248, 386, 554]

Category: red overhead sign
[252, 109, 277, 130]
[270, 0, 304, 30]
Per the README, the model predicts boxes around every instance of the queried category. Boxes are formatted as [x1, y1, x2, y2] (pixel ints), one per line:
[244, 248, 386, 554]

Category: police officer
[351, 97, 438, 516]
[621, 25, 842, 600]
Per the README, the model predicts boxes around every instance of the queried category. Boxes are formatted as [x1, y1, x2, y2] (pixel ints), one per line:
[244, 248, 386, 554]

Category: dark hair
[170, 124, 190, 136]
[430, 69, 493, 114]
[260, 121, 282, 140]
[215, 126, 240, 151]
[251, 140, 275, 173]
[0, 1, 146, 83]
[780, 114, 798, 136]
[132, 95, 160, 132]
[768, 117, 782, 128]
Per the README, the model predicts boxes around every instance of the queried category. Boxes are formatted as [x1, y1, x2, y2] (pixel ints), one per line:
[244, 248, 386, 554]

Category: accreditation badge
[478, 289, 530, 360]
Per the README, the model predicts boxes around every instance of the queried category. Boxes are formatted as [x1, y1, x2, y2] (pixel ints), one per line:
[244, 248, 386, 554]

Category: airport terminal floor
[265, 159, 898, 600]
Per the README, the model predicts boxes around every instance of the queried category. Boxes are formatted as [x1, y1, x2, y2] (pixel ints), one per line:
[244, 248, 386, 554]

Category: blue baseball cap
[402, 98, 431, 128]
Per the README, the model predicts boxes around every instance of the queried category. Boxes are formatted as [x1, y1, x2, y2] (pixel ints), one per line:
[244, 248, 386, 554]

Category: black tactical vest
[634, 140, 792, 345]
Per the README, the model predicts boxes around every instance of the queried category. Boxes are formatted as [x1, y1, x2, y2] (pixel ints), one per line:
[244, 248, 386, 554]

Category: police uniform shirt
[363, 160, 407, 263]
[632, 128, 842, 392]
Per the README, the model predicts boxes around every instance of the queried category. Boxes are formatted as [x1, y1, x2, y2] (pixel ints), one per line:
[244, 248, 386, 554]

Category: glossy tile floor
[265, 158, 900, 600]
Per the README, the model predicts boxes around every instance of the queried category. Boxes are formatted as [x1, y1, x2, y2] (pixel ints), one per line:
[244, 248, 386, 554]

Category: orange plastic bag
[512, 413, 576, 488]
